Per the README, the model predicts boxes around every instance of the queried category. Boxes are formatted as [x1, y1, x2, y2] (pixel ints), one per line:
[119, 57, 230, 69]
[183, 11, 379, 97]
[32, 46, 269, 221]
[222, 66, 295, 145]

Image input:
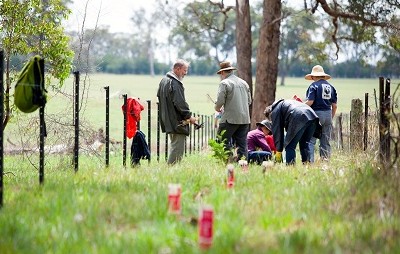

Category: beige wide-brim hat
[216, 61, 237, 74]
[305, 65, 331, 80]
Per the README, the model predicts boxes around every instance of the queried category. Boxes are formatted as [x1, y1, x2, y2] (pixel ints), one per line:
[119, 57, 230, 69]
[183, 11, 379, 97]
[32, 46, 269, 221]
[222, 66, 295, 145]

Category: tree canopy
[0, 0, 74, 128]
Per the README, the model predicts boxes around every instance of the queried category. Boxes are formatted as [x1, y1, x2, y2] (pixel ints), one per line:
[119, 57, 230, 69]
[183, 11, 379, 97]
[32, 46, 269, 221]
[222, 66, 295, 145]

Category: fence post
[0, 50, 4, 208]
[350, 99, 363, 151]
[104, 86, 110, 167]
[364, 93, 368, 151]
[337, 113, 343, 150]
[192, 113, 196, 152]
[122, 94, 127, 168]
[157, 102, 160, 162]
[147, 100, 151, 161]
[195, 114, 201, 152]
[165, 132, 168, 162]
[379, 77, 391, 165]
[189, 123, 192, 154]
[39, 58, 45, 184]
[384, 79, 391, 160]
[73, 71, 80, 172]
[201, 115, 204, 149]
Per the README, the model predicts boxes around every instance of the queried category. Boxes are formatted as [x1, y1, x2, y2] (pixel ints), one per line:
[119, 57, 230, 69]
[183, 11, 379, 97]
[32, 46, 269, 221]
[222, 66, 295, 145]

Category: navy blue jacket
[131, 130, 150, 166]
[270, 99, 319, 152]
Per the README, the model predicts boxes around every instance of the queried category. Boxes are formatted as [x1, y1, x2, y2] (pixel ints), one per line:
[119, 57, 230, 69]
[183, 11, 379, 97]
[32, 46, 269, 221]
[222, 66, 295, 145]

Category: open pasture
[4, 73, 397, 153]
[48, 73, 399, 132]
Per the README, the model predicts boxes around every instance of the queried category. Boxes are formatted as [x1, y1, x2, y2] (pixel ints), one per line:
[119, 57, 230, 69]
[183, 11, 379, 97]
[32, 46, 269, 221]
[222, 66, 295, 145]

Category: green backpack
[14, 55, 47, 113]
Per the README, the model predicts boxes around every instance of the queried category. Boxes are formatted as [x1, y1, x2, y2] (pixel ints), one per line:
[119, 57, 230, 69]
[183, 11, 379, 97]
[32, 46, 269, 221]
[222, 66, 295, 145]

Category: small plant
[208, 131, 231, 164]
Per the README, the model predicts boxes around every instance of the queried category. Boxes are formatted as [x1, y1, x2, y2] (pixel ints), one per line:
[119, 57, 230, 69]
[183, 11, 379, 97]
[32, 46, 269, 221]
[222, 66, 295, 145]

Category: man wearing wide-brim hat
[304, 65, 338, 162]
[214, 61, 252, 162]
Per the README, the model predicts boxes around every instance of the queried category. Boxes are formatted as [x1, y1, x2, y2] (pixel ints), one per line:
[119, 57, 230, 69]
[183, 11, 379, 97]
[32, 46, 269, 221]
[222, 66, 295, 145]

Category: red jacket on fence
[122, 98, 144, 139]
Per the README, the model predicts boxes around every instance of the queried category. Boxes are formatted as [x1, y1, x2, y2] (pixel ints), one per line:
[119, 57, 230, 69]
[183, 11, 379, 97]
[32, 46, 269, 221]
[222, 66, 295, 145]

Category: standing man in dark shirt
[157, 59, 197, 165]
[305, 65, 337, 162]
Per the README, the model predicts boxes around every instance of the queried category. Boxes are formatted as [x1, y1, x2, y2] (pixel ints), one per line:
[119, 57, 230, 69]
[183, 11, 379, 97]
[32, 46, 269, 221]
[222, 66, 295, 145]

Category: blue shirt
[306, 79, 337, 111]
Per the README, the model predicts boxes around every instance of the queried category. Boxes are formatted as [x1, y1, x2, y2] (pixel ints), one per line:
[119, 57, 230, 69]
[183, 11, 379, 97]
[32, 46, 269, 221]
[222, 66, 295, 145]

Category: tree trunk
[252, 0, 282, 126]
[235, 0, 253, 116]
[280, 71, 286, 86]
[149, 39, 155, 77]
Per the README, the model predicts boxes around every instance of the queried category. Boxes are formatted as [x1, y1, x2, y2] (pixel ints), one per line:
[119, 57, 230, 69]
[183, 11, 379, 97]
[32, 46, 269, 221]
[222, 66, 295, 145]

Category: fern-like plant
[208, 131, 232, 164]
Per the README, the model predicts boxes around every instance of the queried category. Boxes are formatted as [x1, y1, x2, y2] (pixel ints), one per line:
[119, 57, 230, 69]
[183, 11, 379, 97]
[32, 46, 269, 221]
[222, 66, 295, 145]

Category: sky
[66, 0, 303, 33]
[65, 0, 305, 62]
[66, 0, 150, 33]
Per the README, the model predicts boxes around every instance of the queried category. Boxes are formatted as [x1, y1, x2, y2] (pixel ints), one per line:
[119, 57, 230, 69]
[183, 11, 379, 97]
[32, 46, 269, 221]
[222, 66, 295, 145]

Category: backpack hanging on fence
[14, 55, 47, 113]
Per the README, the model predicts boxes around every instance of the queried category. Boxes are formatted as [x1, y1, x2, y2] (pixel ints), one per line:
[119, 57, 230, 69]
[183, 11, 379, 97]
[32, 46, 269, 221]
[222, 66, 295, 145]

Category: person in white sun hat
[304, 65, 338, 162]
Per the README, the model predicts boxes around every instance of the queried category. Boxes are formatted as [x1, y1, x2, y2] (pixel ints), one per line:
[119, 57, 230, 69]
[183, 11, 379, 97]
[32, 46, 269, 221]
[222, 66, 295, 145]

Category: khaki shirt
[215, 73, 251, 124]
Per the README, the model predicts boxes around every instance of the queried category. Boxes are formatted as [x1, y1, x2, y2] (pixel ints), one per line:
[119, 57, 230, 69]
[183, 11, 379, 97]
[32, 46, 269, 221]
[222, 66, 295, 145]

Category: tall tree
[252, 0, 282, 124]
[0, 0, 74, 129]
[130, 8, 164, 76]
[155, 0, 400, 125]
[165, 1, 236, 64]
[236, 0, 253, 101]
[279, 8, 319, 86]
[256, 0, 400, 123]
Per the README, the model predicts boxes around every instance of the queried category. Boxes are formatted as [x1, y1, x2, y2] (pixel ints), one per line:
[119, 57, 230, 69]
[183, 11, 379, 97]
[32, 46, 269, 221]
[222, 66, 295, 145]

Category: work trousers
[168, 133, 186, 165]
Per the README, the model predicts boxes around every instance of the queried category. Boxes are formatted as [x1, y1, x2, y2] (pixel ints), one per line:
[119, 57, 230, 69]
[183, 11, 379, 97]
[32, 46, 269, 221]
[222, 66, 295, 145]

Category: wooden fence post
[379, 77, 391, 166]
[337, 113, 343, 150]
[350, 99, 363, 151]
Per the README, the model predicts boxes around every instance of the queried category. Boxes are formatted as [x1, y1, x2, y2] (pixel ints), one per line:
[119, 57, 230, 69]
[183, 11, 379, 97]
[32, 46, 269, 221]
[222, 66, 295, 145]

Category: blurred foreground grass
[1, 150, 399, 253]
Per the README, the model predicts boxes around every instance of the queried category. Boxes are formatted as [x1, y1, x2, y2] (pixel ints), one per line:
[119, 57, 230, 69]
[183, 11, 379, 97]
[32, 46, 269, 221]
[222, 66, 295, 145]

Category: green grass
[1, 151, 399, 253]
[2, 73, 399, 253]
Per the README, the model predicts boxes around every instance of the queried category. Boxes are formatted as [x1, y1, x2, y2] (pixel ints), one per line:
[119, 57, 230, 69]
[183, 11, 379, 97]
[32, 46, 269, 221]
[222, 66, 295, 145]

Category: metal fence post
[147, 100, 151, 161]
[104, 86, 110, 167]
[39, 58, 45, 184]
[73, 71, 80, 172]
[157, 102, 160, 162]
[122, 94, 127, 168]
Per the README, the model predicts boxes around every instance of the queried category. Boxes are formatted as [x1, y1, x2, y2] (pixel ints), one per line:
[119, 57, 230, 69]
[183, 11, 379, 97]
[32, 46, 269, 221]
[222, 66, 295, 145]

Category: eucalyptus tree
[251, 0, 400, 122]
[279, 8, 319, 86]
[166, 1, 236, 65]
[154, 0, 400, 124]
[130, 7, 165, 76]
[0, 0, 74, 128]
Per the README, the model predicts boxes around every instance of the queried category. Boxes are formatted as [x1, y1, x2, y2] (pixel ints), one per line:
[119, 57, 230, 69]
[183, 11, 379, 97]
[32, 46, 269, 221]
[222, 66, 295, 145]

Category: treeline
[61, 1, 399, 80]
[96, 57, 398, 79]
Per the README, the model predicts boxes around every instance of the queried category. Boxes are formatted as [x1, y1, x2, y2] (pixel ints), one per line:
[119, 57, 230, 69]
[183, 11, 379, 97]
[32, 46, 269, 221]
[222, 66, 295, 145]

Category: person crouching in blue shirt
[247, 120, 273, 164]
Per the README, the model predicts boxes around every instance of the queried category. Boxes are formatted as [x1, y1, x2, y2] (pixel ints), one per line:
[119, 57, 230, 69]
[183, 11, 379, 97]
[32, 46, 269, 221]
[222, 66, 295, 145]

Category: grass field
[1, 151, 399, 253]
[42, 73, 399, 141]
[1, 73, 400, 253]
[54, 73, 399, 115]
